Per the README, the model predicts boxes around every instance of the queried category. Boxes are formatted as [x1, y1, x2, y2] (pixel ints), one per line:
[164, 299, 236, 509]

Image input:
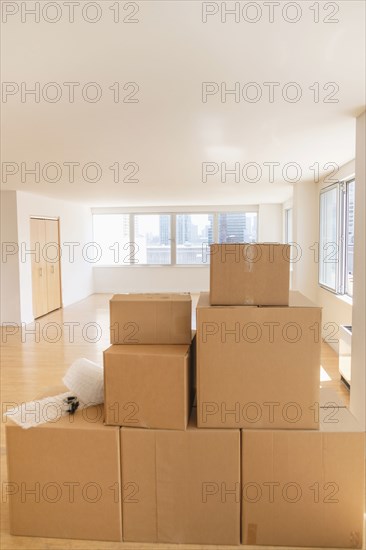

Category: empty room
[1, 1, 365, 549]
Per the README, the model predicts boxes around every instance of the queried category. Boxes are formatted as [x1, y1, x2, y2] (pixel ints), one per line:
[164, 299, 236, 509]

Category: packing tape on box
[4, 358, 103, 429]
[247, 524, 257, 545]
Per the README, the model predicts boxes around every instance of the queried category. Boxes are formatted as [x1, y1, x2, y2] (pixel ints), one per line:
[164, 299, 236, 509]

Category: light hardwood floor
[0, 294, 351, 550]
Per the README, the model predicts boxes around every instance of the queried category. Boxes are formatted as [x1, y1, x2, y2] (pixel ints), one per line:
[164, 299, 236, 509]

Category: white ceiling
[2, 1, 365, 206]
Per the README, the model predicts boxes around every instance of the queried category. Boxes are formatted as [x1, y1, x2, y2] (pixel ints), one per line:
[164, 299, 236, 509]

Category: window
[92, 211, 258, 266]
[176, 214, 214, 265]
[319, 184, 339, 291]
[319, 179, 355, 296]
[134, 214, 171, 264]
[218, 212, 257, 243]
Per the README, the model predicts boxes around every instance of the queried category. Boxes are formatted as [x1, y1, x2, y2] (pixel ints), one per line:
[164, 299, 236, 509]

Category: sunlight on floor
[320, 365, 332, 382]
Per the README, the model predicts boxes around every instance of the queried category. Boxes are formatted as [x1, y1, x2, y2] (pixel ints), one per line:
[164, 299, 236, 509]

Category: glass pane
[134, 214, 171, 264]
[319, 187, 338, 290]
[93, 214, 130, 265]
[346, 180, 355, 296]
[218, 212, 257, 243]
[176, 214, 214, 265]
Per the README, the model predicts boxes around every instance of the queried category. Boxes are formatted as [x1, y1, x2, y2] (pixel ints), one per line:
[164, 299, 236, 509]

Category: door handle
[51, 265, 54, 274]
[39, 268, 42, 277]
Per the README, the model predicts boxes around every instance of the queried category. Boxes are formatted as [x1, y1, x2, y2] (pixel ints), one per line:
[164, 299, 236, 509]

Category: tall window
[92, 211, 258, 266]
[319, 179, 355, 297]
[319, 184, 339, 291]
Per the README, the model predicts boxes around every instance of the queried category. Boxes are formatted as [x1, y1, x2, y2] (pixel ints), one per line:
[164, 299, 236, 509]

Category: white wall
[258, 204, 283, 242]
[15, 192, 94, 323]
[0, 191, 21, 324]
[350, 112, 366, 429]
[291, 180, 319, 303]
[94, 265, 209, 294]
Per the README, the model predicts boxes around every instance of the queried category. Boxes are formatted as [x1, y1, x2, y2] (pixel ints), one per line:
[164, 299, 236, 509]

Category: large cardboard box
[210, 243, 290, 305]
[197, 291, 321, 429]
[110, 292, 191, 344]
[241, 407, 365, 548]
[104, 340, 193, 429]
[5, 405, 122, 541]
[121, 410, 240, 545]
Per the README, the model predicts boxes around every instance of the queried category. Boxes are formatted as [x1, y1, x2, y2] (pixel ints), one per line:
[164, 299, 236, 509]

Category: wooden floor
[0, 294, 352, 550]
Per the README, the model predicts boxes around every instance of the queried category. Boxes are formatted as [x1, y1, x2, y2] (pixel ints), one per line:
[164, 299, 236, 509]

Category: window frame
[345, 179, 355, 297]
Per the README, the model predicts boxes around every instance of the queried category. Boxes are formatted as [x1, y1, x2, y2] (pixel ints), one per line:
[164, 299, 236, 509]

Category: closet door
[45, 219, 62, 312]
[30, 218, 48, 318]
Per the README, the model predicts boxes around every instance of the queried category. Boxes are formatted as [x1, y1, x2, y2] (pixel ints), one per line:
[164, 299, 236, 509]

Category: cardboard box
[110, 292, 191, 344]
[104, 340, 193, 429]
[6, 405, 122, 541]
[241, 407, 365, 548]
[210, 243, 290, 305]
[121, 410, 240, 545]
[197, 291, 321, 429]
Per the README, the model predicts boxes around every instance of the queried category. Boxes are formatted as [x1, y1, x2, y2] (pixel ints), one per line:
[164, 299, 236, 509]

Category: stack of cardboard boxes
[5, 244, 365, 547]
[200, 244, 364, 548]
[105, 293, 240, 545]
[105, 293, 193, 430]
